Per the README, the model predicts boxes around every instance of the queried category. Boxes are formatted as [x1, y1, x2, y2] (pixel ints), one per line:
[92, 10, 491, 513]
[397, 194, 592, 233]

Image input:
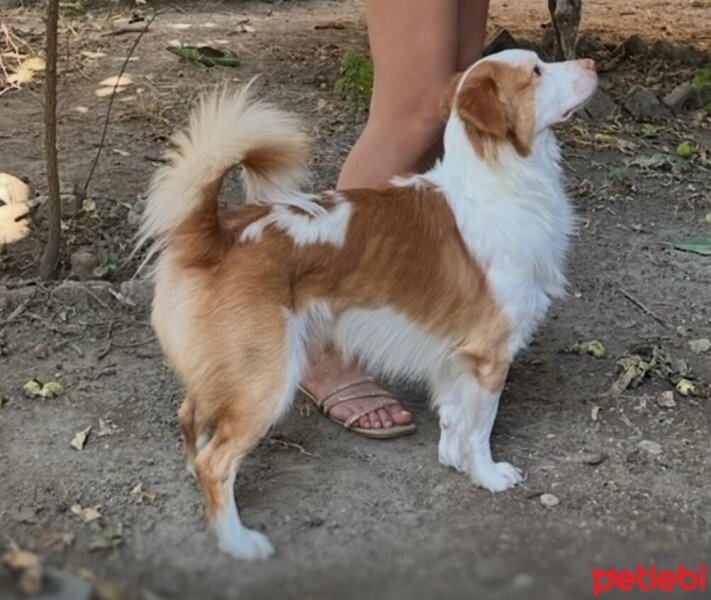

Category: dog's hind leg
[192, 309, 309, 560]
[194, 402, 277, 561]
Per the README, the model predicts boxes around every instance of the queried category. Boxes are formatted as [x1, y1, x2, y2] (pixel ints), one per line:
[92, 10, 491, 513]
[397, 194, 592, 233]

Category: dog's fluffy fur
[141, 50, 597, 560]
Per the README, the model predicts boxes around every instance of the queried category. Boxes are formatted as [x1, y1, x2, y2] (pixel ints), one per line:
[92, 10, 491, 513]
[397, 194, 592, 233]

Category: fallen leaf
[74, 105, 90, 113]
[97, 418, 116, 437]
[656, 391, 677, 408]
[89, 520, 123, 551]
[23, 379, 42, 397]
[130, 483, 155, 504]
[0, 202, 32, 244]
[36, 528, 74, 550]
[70, 426, 91, 450]
[2, 548, 43, 596]
[95, 74, 133, 98]
[71, 504, 102, 523]
[672, 238, 711, 256]
[81, 50, 106, 59]
[676, 378, 697, 396]
[689, 338, 711, 354]
[166, 45, 240, 68]
[572, 339, 607, 358]
[0, 173, 31, 204]
[610, 344, 698, 396]
[6, 56, 45, 85]
[41, 381, 63, 398]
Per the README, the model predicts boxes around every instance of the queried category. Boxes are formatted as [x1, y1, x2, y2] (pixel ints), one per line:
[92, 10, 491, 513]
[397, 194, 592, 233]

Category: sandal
[298, 376, 416, 440]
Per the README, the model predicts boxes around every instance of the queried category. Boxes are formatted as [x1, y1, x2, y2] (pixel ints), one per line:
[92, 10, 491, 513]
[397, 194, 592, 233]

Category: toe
[388, 404, 414, 426]
[358, 415, 371, 428]
[369, 412, 382, 429]
[376, 408, 393, 428]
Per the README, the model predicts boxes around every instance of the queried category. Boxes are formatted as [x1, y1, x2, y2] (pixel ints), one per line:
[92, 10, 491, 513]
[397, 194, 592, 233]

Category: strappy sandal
[298, 376, 416, 440]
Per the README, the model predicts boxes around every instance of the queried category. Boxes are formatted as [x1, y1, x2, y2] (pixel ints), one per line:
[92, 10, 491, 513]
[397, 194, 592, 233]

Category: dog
[139, 49, 597, 560]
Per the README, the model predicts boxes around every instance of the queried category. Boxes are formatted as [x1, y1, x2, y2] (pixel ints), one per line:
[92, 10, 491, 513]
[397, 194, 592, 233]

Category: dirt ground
[1, 1, 711, 599]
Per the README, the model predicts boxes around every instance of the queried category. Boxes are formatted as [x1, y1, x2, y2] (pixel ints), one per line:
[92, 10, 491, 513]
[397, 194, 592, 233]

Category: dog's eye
[533, 65, 542, 77]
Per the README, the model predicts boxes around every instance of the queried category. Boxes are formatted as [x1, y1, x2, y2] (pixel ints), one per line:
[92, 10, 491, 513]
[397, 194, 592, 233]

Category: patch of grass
[692, 66, 711, 90]
[334, 49, 373, 110]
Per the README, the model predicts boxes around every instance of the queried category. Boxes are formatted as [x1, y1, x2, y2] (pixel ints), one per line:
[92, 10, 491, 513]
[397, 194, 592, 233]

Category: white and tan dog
[140, 50, 597, 560]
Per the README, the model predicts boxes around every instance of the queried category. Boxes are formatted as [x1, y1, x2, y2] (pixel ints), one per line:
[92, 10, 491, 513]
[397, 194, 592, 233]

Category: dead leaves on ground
[611, 344, 711, 398]
[2, 547, 43, 596]
[70, 425, 92, 450]
[0, 172, 32, 244]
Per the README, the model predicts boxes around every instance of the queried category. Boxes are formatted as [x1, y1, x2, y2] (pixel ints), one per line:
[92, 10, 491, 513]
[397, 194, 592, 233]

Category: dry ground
[1, 1, 710, 599]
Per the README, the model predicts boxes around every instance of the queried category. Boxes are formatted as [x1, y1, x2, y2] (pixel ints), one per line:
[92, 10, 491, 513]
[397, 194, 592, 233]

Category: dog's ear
[457, 71, 508, 140]
[439, 72, 464, 121]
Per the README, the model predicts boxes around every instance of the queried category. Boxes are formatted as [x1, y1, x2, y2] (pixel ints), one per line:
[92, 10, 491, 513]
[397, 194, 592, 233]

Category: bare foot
[300, 348, 413, 430]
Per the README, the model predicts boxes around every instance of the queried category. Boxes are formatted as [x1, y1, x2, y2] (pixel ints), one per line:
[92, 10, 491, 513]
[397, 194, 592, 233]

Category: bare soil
[1, 1, 710, 599]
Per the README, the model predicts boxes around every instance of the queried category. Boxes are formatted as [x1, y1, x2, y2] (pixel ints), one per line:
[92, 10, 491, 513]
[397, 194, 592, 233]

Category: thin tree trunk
[39, 0, 61, 280]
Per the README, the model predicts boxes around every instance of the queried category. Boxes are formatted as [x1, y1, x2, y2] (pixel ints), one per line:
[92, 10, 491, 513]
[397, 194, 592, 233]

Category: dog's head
[442, 49, 597, 160]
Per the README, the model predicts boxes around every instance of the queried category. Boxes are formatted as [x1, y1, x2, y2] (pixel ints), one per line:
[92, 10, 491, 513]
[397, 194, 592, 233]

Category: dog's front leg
[451, 359, 522, 492]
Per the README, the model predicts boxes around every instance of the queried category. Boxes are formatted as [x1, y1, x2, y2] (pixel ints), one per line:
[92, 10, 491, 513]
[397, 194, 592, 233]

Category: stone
[581, 89, 620, 121]
[623, 86, 671, 122]
[621, 34, 648, 56]
[656, 391, 677, 409]
[70, 249, 98, 281]
[118, 278, 154, 307]
[576, 32, 606, 56]
[663, 83, 703, 112]
[482, 29, 518, 57]
[32, 343, 49, 360]
[638, 439, 663, 456]
[540, 493, 560, 507]
[675, 45, 704, 66]
[651, 39, 676, 60]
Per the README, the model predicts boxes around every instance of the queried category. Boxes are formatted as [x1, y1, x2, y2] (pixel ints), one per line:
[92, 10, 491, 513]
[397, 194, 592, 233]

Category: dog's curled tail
[138, 81, 310, 254]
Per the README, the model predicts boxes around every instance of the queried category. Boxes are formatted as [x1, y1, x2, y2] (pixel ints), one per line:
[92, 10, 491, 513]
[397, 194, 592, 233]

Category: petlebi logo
[593, 565, 707, 596]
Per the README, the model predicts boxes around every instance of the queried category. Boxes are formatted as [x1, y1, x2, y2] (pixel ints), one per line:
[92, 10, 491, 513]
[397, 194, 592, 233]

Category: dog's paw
[473, 461, 523, 492]
[218, 527, 275, 561]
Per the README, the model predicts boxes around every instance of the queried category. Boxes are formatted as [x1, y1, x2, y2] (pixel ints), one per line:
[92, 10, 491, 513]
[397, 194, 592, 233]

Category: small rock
[579, 451, 608, 466]
[512, 573, 533, 589]
[483, 28, 518, 57]
[32, 343, 49, 360]
[581, 89, 620, 121]
[663, 83, 703, 112]
[119, 278, 154, 307]
[540, 493, 560, 507]
[621, 34, 648, 56]
[650, 39, 676, 60]
[37, 192, 80, 219]
[576, 33, 606, 55]
[688, 338, 711, 354]
[656, 391, 677, 408]
[638, 440, 663, 456]
[623, 86, 671, 122]
[675, 45, 704, 66]
[70, 249, 99, 281]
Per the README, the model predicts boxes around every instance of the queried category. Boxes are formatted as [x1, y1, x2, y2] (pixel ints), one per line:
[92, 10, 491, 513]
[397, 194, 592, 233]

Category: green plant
[334, 49, 373, 110]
